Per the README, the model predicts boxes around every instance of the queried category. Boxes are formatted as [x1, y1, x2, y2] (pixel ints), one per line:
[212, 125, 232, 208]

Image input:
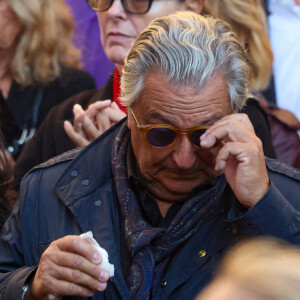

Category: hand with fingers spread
[64, 100, 127, 147]
[31, 235, 110, 299]
[200, 113, 270, 209]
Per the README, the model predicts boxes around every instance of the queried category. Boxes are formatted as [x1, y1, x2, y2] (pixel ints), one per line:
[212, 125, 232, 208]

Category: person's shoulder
[266, 158, 300, 203]
[33, 147, 82, 170]
[44, 67, 96, 102]
[44, 88, 99, 121]
[242, 97, 267, 116]
[26, 118, 126, 175]
[21, 119, 125, 194]
[266, 157, 300, 181]
[45, 74, 113, 120]
[241, 96, 270, 125]
[242, 96, 276, 158]
[19, 146, 81, 199]
[22, 146, 82, 183]
[57, 67, 95, 86]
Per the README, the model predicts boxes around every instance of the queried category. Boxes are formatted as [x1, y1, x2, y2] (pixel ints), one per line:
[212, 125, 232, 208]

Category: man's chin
[145, 173, 213, 201]
[159, 179, 204, 199]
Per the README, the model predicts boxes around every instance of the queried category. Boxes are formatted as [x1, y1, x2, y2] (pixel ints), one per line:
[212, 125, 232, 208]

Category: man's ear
[184, 0, 204, 14]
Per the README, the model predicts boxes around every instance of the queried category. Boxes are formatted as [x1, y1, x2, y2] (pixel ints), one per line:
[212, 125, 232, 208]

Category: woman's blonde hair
[216, 238, 300, 300]
[8, 0, 81, 87]
[203, 0, 273, 92]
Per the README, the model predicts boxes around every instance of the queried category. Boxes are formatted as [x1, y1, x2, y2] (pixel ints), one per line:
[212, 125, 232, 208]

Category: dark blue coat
[1, 119, 300, 300]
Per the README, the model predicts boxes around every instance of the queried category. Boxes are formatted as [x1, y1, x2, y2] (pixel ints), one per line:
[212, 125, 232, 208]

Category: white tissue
[80, 231, 115, 277]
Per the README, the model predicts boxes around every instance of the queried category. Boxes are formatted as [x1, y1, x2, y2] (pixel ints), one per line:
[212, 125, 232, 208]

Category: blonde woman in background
[0, 0, 95, 161]
[204, 0, 300, 168]
[196, 237, 300, 300]
[203, 0, 273, 93]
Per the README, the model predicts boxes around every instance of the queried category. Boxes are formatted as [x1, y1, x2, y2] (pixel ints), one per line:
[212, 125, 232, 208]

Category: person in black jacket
[0, 0, 95, 161]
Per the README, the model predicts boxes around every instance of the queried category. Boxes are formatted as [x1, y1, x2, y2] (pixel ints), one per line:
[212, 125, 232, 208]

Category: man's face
[128, 72, 233, 203]
[97, 0, 192, 66]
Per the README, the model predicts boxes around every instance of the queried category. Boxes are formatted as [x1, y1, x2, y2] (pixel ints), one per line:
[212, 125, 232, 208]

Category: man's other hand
[31, 235, 110, 299]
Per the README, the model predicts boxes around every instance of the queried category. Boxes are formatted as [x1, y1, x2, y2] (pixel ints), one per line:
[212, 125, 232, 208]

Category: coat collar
[54, 118, 126, 205]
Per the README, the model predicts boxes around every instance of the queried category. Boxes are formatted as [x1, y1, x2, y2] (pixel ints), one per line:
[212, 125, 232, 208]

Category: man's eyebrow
[201, 114, 223, 125]
[148, 112, 173, 124]
[148, 112, 224, 125]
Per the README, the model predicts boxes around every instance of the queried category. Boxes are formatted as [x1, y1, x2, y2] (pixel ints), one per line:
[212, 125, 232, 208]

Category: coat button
[160, 280, 167, 288]
[95, 200, 102, 207]
[82, 179, 89, 186]
[198, 250, 206, 258]
[8, 146, 14, 153]
[71, 170, 78, 177]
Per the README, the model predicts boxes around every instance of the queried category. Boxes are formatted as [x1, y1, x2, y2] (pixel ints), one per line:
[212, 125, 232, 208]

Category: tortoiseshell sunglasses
[129, 107, 210, 148]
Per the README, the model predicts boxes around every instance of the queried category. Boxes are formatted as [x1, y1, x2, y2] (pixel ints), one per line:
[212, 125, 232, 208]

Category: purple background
[66, 0, 115, 88]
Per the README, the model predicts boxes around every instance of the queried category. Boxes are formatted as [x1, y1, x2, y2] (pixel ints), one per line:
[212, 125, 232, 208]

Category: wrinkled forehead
[133, 71, 232, 127]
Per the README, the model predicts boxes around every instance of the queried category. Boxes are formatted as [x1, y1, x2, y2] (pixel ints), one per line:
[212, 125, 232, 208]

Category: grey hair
[120, 11, 249, 111]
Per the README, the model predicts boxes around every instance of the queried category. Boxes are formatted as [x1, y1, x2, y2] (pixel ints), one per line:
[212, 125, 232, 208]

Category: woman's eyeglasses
[129, 107, 210, 148]
[86, 0, 154, 14]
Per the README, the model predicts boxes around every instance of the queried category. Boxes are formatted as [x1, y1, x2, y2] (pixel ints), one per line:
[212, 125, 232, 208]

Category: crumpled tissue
[80, 231, 115, 277]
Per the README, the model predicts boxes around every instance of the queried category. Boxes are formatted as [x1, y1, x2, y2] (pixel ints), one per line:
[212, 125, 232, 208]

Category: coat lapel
[54, 119, 131, 299]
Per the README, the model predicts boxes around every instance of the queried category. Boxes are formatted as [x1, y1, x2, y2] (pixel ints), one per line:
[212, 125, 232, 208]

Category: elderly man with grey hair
[0, 11, 300, 300]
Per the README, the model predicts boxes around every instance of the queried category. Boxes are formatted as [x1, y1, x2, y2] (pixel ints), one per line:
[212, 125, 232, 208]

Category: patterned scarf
[111, 122, 227, 300]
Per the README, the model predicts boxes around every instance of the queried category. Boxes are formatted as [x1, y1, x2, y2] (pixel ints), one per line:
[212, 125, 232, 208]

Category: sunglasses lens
[146, 128, 176, 147]
[88, 0, 111, 10]
[190, 128, 207, 147]
[124, 0, 150, 13]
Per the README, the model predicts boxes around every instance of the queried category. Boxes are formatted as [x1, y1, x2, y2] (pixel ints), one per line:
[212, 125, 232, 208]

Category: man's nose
[172, 135, 197, 169]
